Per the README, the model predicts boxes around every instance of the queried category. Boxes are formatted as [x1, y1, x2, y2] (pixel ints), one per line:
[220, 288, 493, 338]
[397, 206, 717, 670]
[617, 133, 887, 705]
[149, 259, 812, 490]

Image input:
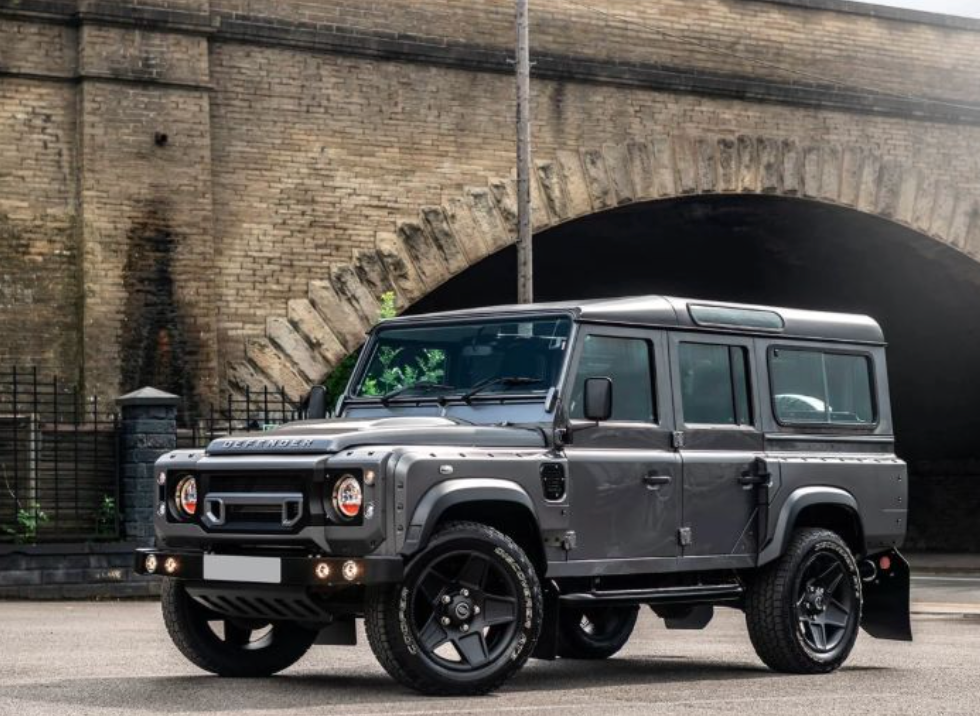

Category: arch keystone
[266, 316, 328, 384]
[467, 187, 511, 251]
[444, 196, 492, 262]
[308, 278, 368, 352]
[602, 143, 634, 205]
[376, 231, 426, 306]
[737, 135, 759, 193]
[397, 220, 451, 290]
[536, 159, 570, 221]
[581, 148, 614, 209]
[245, 338, 309, 403]
[555, 149, 593, 216]
[421, 206, 468, 274]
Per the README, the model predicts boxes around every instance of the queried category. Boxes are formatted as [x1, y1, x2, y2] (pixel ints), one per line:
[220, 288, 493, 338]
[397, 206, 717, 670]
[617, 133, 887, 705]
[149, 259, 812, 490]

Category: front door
[563, 327, 680, 565]
[669, 333, 764, 559]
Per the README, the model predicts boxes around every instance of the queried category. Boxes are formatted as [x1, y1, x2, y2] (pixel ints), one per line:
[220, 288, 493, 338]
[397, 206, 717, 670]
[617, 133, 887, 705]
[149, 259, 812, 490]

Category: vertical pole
[515, 0, 533, 304]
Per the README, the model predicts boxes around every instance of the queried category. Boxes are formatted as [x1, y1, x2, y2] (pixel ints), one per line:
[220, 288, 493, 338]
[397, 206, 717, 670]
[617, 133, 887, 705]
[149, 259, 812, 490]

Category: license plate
[203, 555, 282, 584]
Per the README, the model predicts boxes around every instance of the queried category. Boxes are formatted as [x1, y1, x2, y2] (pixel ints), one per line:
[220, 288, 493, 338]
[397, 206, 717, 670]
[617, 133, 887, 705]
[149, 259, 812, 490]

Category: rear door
[669, 333, 765, 559]
[563, 326, 681, 564]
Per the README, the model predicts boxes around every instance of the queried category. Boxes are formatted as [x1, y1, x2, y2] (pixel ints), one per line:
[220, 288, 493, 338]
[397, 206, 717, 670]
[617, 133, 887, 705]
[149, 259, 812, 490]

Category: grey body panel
[150, 295, 905, 586]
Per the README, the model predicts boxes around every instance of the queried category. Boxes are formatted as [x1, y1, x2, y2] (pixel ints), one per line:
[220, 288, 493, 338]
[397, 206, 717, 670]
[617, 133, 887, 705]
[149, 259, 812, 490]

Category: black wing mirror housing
[305, 385, 330, 420]
[583, 377, 613, 422]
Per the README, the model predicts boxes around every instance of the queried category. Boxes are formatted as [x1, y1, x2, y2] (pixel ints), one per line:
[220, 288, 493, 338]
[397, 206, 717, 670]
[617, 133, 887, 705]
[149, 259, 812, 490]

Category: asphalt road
[2, 577, 980, 716]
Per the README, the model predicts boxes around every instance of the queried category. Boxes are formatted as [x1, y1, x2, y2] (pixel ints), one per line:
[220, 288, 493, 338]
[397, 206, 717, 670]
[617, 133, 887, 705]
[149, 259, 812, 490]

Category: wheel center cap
[454, 602, 472, 620]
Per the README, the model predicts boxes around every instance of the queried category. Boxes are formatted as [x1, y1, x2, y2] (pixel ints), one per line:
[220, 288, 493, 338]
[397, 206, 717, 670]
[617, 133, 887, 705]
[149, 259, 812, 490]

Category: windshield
[352, 315, 573, 400]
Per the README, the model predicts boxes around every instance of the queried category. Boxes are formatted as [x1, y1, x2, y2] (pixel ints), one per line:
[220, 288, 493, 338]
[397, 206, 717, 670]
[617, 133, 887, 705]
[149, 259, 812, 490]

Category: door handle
[643, 473, 672, 489]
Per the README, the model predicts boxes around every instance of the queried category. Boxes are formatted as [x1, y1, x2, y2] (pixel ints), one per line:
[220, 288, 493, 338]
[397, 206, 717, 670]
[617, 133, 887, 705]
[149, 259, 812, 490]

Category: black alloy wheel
[161, 578, 316, 677]
[365, 521, 542, 696]
[557, 605, 639, 659]
[745, 527, 862, 674]
[794, 550, 857, 653]
[410, 550, 521, 670]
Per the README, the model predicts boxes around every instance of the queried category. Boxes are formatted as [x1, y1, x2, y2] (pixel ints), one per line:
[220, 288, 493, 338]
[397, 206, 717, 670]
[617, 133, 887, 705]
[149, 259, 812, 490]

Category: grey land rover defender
[136, 295, 911, 695]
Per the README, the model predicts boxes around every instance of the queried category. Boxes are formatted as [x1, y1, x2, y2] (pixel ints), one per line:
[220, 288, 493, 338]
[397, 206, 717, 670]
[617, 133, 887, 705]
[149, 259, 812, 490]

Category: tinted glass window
[770, 348, 875, 425]
[679, 343, 753, 426]
[354, 316, 571, 398]
[569, 335, 655, 422]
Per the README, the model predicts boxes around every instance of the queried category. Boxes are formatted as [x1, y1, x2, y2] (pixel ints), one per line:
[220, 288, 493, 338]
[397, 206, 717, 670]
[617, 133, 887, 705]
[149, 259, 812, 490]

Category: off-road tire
[365, 521, 543, 696]
[557, 605, 639, 659]
[161, 578, 317, 677]
[745, 528, 862, 674]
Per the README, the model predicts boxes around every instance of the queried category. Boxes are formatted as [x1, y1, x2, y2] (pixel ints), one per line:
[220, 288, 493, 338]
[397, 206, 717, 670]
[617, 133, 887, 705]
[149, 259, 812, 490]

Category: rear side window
[678, 343, 752, 426]
[569, 335, 655, 422]
[769, 348, 875, 426]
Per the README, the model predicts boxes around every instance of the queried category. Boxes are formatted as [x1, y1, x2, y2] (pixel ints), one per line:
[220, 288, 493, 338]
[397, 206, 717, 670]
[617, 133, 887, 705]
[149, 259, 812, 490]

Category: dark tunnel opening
[408, 195, 980, 550]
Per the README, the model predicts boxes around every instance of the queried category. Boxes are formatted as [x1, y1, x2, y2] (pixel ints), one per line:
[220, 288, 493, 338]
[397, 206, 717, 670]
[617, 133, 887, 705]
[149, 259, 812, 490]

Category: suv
[137, 296, 911, 695]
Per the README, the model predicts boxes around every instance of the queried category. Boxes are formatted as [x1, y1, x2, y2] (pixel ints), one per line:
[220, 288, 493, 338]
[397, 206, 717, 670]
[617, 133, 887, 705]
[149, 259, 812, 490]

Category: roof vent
[689, 304, 785, 332]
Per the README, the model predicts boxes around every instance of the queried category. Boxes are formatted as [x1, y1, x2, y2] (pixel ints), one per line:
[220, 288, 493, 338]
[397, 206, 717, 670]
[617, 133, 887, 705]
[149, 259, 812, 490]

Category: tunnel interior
[409, 195, 980, 550]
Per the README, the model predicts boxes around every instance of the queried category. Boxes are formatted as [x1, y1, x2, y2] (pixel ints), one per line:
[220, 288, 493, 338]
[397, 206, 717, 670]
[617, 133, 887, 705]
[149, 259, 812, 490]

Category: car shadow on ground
[4, 657, 890, 712]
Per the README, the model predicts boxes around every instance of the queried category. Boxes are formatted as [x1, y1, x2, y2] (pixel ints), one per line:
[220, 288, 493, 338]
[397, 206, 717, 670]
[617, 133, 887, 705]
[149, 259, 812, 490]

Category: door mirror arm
[554, 377, 613, 446]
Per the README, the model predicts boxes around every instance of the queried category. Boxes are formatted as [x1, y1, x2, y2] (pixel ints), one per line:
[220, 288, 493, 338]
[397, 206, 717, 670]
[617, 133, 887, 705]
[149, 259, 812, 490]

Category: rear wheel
[365, 521, 542, 695]
[161, 579, 316, 677]
[557, 605, 638, 659]
[745, 528, 862, 673]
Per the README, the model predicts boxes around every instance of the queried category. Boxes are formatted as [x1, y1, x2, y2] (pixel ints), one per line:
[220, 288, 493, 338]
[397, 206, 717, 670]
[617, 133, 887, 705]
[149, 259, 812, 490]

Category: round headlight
[333, 475, 363, 519]
[175, 476, 198, 517]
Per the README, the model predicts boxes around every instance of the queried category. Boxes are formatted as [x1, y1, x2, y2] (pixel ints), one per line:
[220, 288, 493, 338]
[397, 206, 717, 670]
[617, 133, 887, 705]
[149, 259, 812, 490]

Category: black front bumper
[134, 548, 403, 586]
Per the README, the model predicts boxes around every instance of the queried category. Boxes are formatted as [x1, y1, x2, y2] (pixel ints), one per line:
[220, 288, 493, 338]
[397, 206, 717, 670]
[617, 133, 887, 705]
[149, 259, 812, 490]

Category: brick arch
[226, 133, 980, 402]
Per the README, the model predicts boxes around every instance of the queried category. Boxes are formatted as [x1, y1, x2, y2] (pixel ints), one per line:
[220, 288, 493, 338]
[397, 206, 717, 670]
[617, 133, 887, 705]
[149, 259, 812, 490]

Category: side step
[559, 583, 743, 607]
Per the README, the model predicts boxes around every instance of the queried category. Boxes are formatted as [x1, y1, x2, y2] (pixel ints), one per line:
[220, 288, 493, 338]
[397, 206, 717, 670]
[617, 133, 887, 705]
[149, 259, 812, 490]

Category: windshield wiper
[461, 376, 542, 403]
[380, 381, 455, 406]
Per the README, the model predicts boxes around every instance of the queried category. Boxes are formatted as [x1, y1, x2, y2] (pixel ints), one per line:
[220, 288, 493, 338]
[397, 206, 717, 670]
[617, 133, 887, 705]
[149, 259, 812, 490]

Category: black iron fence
[0, 367, 120, 543]
[177, 386, 304, 450]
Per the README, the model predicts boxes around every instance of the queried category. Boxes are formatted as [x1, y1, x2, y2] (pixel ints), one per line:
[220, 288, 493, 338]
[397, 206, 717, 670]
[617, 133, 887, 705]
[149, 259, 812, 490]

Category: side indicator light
[879, 555, 892, 572]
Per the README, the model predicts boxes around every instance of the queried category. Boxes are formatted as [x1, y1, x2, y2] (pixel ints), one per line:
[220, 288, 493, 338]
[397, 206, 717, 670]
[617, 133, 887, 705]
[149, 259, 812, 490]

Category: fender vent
[540, 463, 566, 501]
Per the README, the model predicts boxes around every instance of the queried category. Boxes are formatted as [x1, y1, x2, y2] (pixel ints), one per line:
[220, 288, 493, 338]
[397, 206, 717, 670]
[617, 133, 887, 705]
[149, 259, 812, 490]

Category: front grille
[208, 474, 305, 494]
[196, 471, 314, 532]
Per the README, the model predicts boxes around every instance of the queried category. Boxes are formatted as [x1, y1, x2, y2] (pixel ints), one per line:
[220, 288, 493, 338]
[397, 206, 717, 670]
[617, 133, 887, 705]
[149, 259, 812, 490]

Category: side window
[770, 348, 875, 425]
[569, 335, 655, 422]
[678, 343, 753, 426]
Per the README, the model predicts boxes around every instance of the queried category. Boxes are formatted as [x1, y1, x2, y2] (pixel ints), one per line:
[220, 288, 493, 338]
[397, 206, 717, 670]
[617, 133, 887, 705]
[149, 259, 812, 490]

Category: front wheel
[557, 605, 638, 659]
[365, 521, 543, 696]
[161, 579, 317, 677]
[745, 528, 862, 674]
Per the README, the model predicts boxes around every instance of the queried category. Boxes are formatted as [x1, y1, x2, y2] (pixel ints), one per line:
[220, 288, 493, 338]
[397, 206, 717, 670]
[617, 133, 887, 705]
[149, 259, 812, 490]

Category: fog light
[364, 470, 376, 486]
[342, 560, 359, 582]
[164, 557, 179, 574]
[314, 562, 331, 580]
[364, 502, 375, 520]
[145, 554, 158, 573]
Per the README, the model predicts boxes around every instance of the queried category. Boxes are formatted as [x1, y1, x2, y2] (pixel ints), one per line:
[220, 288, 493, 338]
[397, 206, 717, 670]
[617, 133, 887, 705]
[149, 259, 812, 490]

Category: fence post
[116, 387, 179, 545]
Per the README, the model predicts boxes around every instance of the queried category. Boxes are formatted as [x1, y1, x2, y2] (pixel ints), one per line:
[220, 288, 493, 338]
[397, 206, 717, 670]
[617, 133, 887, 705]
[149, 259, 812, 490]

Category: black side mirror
[583, 377, 613, 422]
[305, 385, 329, 420]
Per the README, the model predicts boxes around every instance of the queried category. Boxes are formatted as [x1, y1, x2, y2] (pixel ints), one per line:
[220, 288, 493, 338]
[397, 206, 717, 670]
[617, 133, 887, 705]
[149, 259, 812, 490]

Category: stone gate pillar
[116, 387, 179, 545]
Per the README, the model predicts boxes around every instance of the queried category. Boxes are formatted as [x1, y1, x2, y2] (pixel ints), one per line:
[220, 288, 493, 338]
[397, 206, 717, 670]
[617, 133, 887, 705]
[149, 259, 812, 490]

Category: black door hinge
[671, 431, 685, 450]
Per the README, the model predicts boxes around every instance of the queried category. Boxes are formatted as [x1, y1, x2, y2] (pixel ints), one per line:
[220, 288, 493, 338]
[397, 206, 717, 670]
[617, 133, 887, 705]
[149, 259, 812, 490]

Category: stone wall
[2, 0, 980, 405]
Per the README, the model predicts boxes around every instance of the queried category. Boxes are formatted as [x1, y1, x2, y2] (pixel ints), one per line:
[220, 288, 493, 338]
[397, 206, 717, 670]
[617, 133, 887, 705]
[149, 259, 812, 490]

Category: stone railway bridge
[3, 0, 980, 546]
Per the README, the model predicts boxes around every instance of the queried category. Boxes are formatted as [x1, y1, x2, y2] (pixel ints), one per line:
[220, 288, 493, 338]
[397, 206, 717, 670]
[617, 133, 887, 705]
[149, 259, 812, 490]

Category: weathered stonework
[2, 0, 980, 405]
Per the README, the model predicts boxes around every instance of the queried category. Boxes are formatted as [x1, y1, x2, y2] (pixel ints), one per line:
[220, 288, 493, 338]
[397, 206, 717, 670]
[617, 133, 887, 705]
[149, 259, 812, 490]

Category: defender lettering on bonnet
[137, 295, 911, 697]
[219, 438, 314, 449]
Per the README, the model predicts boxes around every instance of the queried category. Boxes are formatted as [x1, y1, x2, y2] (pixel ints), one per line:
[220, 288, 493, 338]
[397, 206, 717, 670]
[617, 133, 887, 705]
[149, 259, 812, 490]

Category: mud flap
[531, 580, 560, 660]
[861, 549, 913, 642]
